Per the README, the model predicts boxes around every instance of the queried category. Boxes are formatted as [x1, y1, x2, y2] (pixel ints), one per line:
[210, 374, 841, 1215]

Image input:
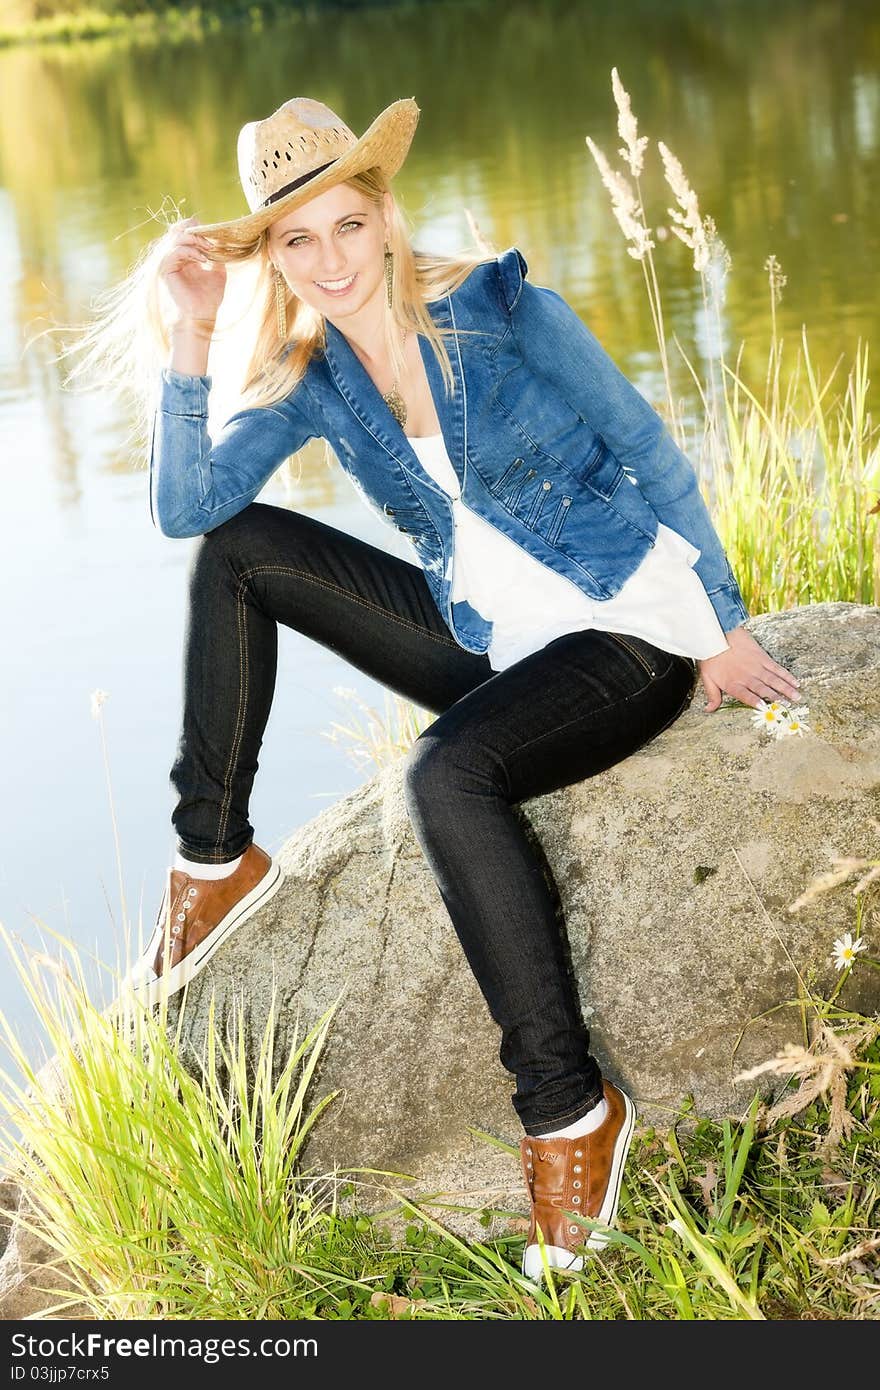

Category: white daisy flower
[752, 698, 786, 732]
[777, 714, 810, 737]
[776, 702, 811, 738]
[752, 698, 811, 738]
[831, 932, 867, 971]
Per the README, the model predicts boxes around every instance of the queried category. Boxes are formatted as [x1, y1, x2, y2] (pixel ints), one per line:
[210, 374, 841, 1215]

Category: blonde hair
[50, 166, 501, 461]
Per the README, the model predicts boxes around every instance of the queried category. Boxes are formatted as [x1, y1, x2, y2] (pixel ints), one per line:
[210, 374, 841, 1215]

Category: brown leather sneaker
[520, 1080, 636, 1281]
[126, 843, 284, 1007]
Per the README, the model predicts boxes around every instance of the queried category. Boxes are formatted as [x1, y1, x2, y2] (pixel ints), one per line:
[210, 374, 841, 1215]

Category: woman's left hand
[699, 625, 801, 712]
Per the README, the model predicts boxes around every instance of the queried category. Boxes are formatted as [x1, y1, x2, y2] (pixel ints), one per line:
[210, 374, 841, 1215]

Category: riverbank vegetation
[584, 69, 880, 618]
[0, 1, 406, 51]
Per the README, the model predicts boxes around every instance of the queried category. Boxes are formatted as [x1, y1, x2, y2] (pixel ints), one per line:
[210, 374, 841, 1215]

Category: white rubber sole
[522, 1242, 584, 1281]
[124, 857, 285, 1009]
[521, 1090, 637, 1281]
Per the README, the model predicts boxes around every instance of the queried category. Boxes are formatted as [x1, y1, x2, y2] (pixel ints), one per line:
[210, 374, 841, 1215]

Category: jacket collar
[322, 294, 467, 495]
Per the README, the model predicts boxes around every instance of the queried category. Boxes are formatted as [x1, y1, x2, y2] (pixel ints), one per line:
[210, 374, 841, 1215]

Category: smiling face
[267, 180, 393, 325]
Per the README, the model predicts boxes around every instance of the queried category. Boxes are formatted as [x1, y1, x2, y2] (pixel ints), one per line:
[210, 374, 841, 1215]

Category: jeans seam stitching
[214, 574, 251, 852]
[238, 564, 461, 646]
[604, 630, 656, 677]
[209, 561, 462, 857]
[509, 683, 653, 762]
[178, 849, 247, 862]
[508, 652, 688, 765]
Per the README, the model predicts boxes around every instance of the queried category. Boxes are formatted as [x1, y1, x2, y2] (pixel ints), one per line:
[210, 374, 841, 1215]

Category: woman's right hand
[158, 215, 227, 327]
[698, 624, 801, 712]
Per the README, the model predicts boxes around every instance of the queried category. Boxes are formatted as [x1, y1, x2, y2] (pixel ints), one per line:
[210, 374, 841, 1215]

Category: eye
[286, 220, 364, 248]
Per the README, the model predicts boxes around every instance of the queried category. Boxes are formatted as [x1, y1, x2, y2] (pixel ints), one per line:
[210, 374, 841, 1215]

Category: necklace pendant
[383, 386, 407, 428]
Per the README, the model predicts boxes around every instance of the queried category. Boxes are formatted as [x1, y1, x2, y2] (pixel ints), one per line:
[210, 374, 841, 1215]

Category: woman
[109, 95, 797, 1280]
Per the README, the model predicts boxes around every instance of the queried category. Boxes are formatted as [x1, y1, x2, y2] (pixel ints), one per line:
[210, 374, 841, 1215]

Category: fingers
[765, 661, 801, 702]
[735, 688, 775, 711]
[160, 223, 222, 276]
[176, 248, 220, 269]
[759, 644, 800, 695]
[719, 679, 802, 712]
[699, 665, 804, 714]
[164, 249, 219, 279]
[700, 672, 723, 713]
[739, 664, 800, 709]
[166, 217, 216, 256]
[727, 629, 801, 703]
[176, 236, 216, 258]
[701, 643, 802, 712]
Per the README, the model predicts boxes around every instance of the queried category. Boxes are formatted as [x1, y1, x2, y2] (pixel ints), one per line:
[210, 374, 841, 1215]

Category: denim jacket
[150, 246, 749, 653]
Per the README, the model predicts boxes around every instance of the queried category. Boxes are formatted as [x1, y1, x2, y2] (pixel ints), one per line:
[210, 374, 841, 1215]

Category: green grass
[0, 921, 876, 1320]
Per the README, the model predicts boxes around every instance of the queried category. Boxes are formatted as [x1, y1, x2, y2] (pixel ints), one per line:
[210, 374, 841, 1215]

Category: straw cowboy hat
[196, 95, 421, 244]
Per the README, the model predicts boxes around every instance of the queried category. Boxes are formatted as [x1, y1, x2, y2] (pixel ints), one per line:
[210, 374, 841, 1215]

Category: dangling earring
[384, 243, 394, 308]
[273, 266, 287, 340]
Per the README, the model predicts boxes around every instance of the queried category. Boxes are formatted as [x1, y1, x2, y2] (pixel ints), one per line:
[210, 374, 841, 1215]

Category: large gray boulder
[0, 1182, 90, 1320]
[1, 600, 877, 1315]
[169, 599, 880, 1201]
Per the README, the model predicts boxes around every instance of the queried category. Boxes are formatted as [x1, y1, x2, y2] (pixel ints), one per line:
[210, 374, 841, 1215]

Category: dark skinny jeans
[169, 502, 699, 1135]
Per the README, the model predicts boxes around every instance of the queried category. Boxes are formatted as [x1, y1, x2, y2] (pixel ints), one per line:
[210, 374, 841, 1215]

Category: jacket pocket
[576, 437, 624, 500]
[605, 630, 659, 678]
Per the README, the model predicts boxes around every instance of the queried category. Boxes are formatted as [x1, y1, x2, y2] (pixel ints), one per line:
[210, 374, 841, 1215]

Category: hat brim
[196, 97, 420, 245]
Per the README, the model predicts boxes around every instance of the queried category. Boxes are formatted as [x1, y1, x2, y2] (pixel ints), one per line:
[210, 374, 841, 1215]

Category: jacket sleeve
[497, 247, 749, 634]
[149, 367, 317, 538]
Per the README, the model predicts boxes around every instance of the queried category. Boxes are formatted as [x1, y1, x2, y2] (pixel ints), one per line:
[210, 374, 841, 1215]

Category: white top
[407, 433, 730, 672]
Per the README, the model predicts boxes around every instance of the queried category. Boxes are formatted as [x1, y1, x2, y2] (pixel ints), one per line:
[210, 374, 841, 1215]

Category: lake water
[1, 0, 878, 1056]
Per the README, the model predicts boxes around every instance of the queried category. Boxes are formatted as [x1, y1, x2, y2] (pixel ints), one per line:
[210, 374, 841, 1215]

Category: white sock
[536, 1097, 609, 1141]
[173, 850, 243, 880]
